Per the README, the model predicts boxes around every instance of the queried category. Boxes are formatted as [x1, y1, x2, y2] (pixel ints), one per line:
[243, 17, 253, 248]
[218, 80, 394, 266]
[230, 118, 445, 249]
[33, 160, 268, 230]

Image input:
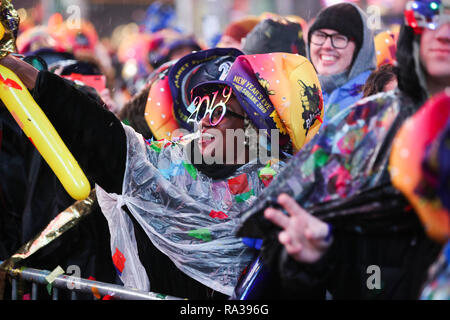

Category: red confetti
[404, 205, 413, 212]
[259, 175, 273, 187]
[112, 248, 126, 274]
[102, 295, 115, 300]
[28, 137, 36, 148]
[329, 166, 351, 198]
[209, 210, 228, 219]
[227, 174, 250, 195]
[311, 144, 320, 153]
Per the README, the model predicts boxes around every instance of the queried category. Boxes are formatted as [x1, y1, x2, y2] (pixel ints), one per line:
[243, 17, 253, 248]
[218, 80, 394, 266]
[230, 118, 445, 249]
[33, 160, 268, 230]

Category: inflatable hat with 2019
[390, 90, 450, 244]
[144, 48, 244, 140]
[191, 53, 323, 153]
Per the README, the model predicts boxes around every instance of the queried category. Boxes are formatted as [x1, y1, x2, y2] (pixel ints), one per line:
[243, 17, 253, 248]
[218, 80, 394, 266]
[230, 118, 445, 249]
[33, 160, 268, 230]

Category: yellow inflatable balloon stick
[0, 0, 90, 200]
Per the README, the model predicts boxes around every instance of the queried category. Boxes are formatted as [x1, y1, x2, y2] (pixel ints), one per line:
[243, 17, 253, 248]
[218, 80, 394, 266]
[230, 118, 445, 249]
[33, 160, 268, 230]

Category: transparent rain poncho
[96, 125, 283, 296]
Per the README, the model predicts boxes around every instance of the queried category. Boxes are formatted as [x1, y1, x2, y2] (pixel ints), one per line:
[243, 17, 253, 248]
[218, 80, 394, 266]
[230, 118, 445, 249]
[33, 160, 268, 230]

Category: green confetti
[314, 148, 329, 167]
[258, 166, 277, 180]
[188, 228, 212, 242]
[235, 189, 254, 203]
[150, 143, 161, 153]
[183, 161, 197, 180]
[156, 293, 167, 299]
[300, 155, 315, 176]
[300, 148, 329, 176]
[122, 118, 130, 126]
[46, 283, 52, 295]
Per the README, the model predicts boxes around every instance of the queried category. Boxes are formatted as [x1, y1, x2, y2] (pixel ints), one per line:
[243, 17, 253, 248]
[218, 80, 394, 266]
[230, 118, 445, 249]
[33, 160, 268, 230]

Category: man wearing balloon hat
[0, 1, 323, 299]
[237, 0, 449, 299]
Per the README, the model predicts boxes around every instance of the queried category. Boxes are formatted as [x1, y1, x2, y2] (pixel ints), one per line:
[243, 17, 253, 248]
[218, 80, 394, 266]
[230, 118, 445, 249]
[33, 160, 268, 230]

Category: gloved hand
[0, 0, 19, 59]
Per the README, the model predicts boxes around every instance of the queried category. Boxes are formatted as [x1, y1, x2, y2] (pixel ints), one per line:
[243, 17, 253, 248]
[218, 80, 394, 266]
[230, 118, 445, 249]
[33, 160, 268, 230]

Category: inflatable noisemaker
[0, 1, 90, 200]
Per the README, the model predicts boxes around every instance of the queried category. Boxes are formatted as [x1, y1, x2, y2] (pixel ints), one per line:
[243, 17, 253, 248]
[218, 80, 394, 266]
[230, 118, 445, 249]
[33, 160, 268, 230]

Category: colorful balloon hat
[191, 53, 323, 153]
[390, 90, 450, 243]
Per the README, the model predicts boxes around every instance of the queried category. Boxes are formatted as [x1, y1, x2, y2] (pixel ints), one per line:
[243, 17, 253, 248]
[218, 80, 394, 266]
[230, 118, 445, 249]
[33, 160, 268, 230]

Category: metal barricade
[1, 261, 184, 300]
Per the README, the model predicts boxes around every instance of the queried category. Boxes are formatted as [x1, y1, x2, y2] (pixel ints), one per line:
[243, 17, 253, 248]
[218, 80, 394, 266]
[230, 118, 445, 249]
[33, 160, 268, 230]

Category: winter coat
[321, 69, 372, 126]
[0, 108, 27, 259]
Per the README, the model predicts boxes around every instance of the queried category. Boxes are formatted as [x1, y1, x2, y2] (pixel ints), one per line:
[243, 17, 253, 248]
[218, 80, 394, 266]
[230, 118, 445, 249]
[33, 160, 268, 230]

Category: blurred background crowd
[11, 0, 404, 113]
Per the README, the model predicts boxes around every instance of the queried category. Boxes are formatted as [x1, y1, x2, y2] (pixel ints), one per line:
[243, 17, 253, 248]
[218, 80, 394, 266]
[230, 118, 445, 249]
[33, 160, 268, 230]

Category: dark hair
[117, 86, 153, 140]
[243, 18, 306, 56]
[362, 64, 398, 97]
[396, 24, 427, 103]
[59, 60, 102, 76]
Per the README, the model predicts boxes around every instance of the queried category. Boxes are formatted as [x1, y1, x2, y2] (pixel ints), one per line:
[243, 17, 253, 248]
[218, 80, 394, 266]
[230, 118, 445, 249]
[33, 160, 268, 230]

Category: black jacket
[272, 217, 441, 300]
[0, 75, 119, 299]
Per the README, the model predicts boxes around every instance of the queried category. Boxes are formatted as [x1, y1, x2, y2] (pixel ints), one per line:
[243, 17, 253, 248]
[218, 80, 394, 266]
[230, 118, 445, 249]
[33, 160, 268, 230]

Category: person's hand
[264, 193, 332, 263]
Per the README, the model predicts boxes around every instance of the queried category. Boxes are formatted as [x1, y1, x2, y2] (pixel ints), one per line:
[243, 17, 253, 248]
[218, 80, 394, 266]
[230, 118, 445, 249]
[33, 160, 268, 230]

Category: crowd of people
[0, 0, 448, 301]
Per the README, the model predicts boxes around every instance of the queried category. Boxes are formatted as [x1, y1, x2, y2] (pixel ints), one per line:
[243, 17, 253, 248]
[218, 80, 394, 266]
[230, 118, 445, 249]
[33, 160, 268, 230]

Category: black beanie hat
[308, 3, 363, 54]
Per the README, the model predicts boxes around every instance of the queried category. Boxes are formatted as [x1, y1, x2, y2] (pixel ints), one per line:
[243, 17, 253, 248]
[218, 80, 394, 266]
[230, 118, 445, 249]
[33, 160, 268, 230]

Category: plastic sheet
[96, 125, 284, 296]
[237, 90, 418, 239]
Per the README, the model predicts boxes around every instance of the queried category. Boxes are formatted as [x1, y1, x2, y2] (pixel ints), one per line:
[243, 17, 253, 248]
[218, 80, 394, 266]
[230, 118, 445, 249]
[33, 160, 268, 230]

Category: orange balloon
[144, 62, 180, 140]
[374, 30, 397, 67]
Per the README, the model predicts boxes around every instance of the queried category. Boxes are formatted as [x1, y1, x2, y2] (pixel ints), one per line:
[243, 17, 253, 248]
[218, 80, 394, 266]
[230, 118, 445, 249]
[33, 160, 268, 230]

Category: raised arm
[0, 55, 127, 194]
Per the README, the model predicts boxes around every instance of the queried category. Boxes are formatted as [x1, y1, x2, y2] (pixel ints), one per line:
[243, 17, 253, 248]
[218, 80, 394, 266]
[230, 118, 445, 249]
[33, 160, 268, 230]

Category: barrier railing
[0, 261, 184, 300]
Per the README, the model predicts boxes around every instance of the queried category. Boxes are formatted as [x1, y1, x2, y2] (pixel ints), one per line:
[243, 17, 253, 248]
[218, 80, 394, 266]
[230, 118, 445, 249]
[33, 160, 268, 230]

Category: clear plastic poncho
[96, 125, 283, 296]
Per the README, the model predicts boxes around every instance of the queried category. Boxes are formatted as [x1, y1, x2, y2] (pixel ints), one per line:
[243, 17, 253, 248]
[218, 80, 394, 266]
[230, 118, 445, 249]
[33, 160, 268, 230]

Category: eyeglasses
[188, 85, 245, 126]
[206, 103, 246, 126]
[405, 0, 450, 31]
[310, 31, 350, 49]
